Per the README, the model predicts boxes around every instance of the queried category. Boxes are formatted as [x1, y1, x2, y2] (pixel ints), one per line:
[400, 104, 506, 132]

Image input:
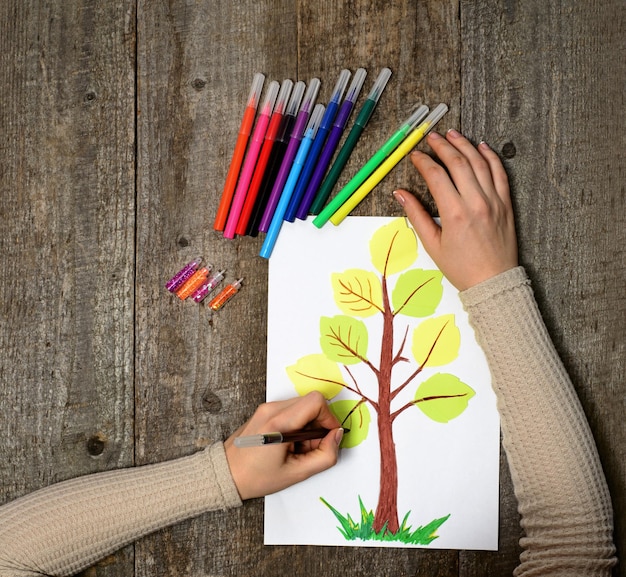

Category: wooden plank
[0, 1, 137, 575]
[134, 0, 299, 575]
[460, 1, 626, 576]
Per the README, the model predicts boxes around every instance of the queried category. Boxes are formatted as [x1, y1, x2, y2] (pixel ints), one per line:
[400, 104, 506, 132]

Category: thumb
[393, 189, 441, 259]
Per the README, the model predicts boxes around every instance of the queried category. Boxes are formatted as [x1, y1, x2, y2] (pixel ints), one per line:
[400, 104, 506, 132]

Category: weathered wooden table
[1, 2, 624, 576]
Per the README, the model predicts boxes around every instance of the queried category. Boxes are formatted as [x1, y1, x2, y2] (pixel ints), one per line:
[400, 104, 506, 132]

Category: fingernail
[335, 428, 344, 446]
[428, 131, 443, 140]
[478, 140, 490, 150]
[447, 128, 461, 139]
[392, 190, 406, 206]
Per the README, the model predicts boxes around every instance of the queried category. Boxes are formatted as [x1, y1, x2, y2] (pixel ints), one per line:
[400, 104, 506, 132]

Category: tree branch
[390, 393, 469, 422]
[392, 276, 435, 317]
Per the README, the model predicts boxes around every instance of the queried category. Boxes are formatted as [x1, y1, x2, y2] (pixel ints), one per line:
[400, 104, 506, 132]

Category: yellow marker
[329, 103, 448, 225]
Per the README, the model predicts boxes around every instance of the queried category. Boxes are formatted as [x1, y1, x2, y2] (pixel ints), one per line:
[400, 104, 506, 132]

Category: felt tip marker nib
[208, 278, 243, 311]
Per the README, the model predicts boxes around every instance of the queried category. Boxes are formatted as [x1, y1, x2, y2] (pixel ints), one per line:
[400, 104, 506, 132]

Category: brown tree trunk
[373, 283, 399, 533]
[374, 408, 399, 533]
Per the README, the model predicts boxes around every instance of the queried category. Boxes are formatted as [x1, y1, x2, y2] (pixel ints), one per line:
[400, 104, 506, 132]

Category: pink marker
[223, 81, 280, 239]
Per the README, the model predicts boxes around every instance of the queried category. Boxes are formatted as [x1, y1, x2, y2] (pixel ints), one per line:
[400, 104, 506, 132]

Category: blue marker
[283, 70, 351, 222]
[260, 104, 325, 259]
[296, 68, 367, 220]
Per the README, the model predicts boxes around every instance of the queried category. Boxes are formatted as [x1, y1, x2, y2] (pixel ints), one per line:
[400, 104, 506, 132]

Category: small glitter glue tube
[192, 270, 225, 303]
[208, 278, 243, 311]
[166, 257, 203, 292]
[176, 266, 211, 300]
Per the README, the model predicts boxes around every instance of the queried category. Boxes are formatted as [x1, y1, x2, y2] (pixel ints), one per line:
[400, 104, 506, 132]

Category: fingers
[224, 394, 344, 500]
[287, 428, 344, 482]
[420, 131, 509, 207]
[392, 189, 441, 260]
[477, 141, 512, 208]
[265, 391, 341, 433]
[438, 130, 495, 201]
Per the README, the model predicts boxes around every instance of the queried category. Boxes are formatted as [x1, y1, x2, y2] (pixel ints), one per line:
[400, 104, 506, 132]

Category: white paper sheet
[265, 216, 499, 550]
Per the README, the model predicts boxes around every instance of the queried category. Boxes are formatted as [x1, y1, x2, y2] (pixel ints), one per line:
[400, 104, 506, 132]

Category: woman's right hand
[393, 130, 518, 291]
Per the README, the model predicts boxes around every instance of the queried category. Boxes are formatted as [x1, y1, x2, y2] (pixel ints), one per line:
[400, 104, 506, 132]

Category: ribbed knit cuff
[203, 442, 243, 508]
[459, 266, 530, 309]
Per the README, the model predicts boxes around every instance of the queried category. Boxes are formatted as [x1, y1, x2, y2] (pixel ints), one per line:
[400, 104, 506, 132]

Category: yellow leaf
[331, 269, 383, 317]
[369, 217, 418, 276]
[286, 354, 345, 399]
[411, 314, 461, 368]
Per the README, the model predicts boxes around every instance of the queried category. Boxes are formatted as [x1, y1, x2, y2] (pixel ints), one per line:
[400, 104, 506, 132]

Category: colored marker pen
[191, 269, 225, 303]
[165, 256, 203, 292]
[234, 79, 295, 236]
[208, 278, 243, 311]
[259, 104, 325, 259]
[329, 103, 449, 225]
[176, 266, 211, 300]
[213, 73, 265, 231]
[244, 81, 306, 236]
[258, 78, 321, 233]
[309, 67, 392, 217]
[284, 69, 351, 222]
[313, 103, 428, 229]
[223, 80, 281, 239]
[296, 68, 367, 220]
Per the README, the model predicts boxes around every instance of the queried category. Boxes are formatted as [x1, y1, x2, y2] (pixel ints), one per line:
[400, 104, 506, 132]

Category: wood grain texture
[461, 2, 626, 576]
[1, 0, 624, 576]
[0, 1, 137, 575]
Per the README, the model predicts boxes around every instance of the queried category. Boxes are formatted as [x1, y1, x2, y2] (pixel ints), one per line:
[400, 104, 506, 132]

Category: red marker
[234, 80, 296, 236]
[213, 73, 265, 231]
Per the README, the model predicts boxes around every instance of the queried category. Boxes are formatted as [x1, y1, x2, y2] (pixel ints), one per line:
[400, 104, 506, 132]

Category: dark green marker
[309, 68, 392, 216]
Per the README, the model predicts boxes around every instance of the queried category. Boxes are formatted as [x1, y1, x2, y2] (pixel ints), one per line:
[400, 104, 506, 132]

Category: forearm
[0, 442, 242, 577]
[461, 267, 616, 576]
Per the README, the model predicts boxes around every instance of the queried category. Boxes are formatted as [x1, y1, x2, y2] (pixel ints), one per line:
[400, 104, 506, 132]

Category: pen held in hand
[234, 427, 349, 448]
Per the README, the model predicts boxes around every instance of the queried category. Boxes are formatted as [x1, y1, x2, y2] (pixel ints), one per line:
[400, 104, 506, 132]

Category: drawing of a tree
[286, 218, 476, 541]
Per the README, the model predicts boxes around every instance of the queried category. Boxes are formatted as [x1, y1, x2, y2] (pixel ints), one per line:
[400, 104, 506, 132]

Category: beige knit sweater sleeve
[0, 267, 617, 576]
[0, 443, 242, 576]
[460, 267, 616, 576]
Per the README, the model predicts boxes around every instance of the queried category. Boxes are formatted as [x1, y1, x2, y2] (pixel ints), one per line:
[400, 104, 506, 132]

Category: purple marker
[296, 68, 367, 220]
[165, 256, 203, 292]
[258, 78, 321, 232]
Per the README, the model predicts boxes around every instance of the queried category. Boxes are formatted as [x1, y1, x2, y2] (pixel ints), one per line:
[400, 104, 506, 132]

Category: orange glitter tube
[175, 266, 210, 300]
[213, 73, 265, 231]
[208, 278, 243, 311]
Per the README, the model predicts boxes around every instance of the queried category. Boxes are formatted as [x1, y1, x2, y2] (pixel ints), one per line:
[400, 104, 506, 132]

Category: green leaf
[329, 400, 371, 448]
[320, 315, 368, 365]
[286, 354, 346, 399]
[331, 269, 383, 317]
[411, 314, 461, 367]
[414, 373, 475, 423]
[369, 217, 418, 276]
[391, 269, 443, 317]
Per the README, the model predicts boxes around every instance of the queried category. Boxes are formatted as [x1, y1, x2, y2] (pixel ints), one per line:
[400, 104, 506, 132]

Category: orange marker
[213, 73, 265, 231]
[208, 278, 243, 311]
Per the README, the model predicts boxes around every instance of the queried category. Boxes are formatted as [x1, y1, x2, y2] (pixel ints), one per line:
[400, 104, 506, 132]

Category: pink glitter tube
[165, 257, 203, 292]
[192, 270, 225, 303]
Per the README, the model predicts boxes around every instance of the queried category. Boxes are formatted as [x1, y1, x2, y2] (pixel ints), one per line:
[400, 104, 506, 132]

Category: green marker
[309, 68, 392, 215]
[312, 103, 429, 228]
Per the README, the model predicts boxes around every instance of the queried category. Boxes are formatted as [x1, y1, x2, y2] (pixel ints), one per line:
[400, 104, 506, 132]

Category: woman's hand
[224, 392, 343, 500]
[393, 130, 518, 291]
